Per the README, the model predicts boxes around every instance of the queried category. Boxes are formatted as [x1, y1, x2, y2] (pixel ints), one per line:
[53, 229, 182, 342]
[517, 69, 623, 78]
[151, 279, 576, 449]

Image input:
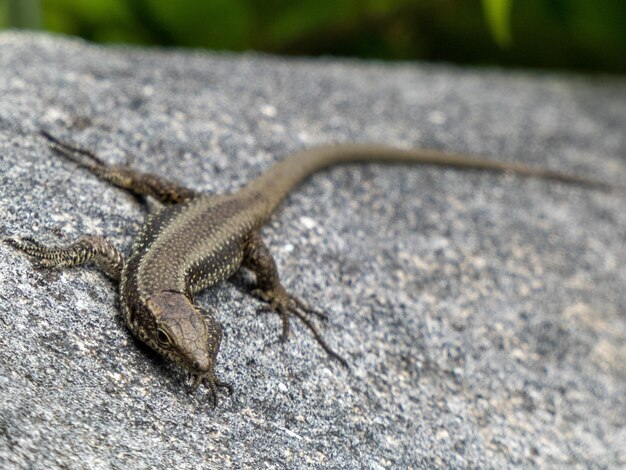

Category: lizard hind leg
[4, 235, 125, 281]
[40, 130, 198, 205]
[242, 232, 349, 369]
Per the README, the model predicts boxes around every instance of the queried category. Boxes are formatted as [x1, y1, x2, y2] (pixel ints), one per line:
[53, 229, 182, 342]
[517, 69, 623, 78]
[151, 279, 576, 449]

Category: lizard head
[140, 291, 232, 405]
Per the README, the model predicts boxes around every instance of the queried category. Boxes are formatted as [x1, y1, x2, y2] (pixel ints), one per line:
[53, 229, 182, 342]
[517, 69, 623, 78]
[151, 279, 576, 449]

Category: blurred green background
[1, 0, 624, 73]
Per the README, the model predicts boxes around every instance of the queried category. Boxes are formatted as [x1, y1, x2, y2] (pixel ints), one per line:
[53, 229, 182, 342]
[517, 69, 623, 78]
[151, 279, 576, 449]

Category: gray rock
[0, 32, 625, 469]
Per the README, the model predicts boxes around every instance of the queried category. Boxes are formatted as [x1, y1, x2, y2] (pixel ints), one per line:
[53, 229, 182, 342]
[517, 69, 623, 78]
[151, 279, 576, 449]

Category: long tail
[241, 144, 614, 219]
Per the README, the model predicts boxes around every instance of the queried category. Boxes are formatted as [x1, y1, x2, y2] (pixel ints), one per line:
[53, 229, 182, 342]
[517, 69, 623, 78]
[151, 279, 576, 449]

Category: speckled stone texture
[0, 32, 625, 469]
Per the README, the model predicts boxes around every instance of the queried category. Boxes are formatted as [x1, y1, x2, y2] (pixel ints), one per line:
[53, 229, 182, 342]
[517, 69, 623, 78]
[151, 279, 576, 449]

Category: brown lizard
[4, 130, 612, 406]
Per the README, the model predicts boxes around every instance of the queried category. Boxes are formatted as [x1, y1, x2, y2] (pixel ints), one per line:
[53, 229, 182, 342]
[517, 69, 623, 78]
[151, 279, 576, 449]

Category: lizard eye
[156, 328, 172, 347]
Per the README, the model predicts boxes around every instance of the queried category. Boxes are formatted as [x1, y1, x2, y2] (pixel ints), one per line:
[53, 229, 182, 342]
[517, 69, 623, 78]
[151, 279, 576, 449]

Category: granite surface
[0, 32, 625, 468]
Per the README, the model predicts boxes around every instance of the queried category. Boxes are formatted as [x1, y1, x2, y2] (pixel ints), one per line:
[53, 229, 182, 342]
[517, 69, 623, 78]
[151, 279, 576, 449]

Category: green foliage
[1, 0, 624, 72]
[482, 0, 513, 47]
[142, 0, 252, 49]
[5, 0, 42, 29]
[43, 0, 151, 44]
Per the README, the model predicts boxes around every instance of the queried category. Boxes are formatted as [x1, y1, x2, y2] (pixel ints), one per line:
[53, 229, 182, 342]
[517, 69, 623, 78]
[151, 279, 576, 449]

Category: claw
[292, 296, 328, 321]
[190, 373, 203, 391]
[5, 237, 43, 258]
[3, 236, 23, 248]
[40, 130, 106, 166]
[14, 235, 38, 245]
[4, 237, 60, 269]
[207, 380, 219, 408]
[279, 312, 290, 342]
[190, 372, 233, 408]
[254, 287, 349, 369]
[216, 379, 234, 396]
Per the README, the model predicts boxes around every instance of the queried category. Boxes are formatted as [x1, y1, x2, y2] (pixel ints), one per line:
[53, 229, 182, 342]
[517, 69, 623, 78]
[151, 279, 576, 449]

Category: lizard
[3, 130, 613, 406]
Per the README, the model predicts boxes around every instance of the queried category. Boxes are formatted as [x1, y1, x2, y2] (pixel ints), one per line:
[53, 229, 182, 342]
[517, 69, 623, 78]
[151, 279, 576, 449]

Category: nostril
[192, 353, 210, 371]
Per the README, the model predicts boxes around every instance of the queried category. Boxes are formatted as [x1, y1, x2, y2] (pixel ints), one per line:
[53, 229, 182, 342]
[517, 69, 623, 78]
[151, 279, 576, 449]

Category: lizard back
[121, 193, 260, 311]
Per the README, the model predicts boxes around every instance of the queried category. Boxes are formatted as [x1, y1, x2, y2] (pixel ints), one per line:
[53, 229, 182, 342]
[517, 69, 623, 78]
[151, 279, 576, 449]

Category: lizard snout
[191, 353, 211, 373]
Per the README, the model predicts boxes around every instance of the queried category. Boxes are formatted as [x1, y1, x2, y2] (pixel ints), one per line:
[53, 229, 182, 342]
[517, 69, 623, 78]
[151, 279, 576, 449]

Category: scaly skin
[4, 131, 613, 406]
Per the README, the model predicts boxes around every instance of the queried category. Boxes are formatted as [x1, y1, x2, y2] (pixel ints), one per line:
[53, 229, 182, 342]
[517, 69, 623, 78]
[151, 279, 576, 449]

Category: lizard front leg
[4, 235, 125, 280]
[242, 231, 348, 368]
[40, 131, 198, 205]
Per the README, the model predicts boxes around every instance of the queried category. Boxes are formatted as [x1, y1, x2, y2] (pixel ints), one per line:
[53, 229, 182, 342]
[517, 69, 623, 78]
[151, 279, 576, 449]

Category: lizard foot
[191, 372, 233, 408]
[4, 236, 66, 269]
[252, 286, 348, 369]
[4, 235, 124, 279]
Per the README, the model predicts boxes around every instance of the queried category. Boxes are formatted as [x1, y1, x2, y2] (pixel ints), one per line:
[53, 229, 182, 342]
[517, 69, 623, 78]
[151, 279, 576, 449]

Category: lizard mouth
[190, 371, 233, 407]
